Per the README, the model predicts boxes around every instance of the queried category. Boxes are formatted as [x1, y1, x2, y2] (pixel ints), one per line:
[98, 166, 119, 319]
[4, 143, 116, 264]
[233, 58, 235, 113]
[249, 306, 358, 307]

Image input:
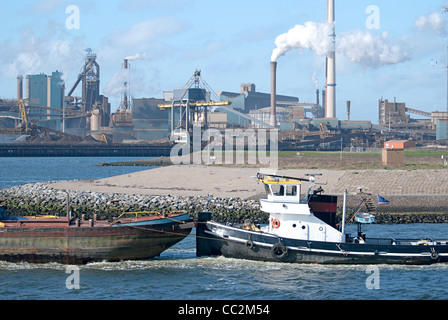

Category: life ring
[272, 219, 281, 229]
[271, 242, 288, 259]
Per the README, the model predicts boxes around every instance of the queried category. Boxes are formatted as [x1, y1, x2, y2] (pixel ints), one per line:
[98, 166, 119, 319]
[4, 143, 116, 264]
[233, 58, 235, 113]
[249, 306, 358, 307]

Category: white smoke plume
[271, 22, 334, 62]
[125, 53, 147, 61]
[104, 54, 147, 97]
[103, 68, 130, 98]
[337, 30, 409, 68]
[271, 21, 409, 68]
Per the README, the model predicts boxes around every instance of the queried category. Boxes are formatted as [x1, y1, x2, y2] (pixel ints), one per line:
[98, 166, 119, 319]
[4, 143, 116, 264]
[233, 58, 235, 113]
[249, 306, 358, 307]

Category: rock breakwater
[0, 182, 447, 224]
[0, 183, 266, 224]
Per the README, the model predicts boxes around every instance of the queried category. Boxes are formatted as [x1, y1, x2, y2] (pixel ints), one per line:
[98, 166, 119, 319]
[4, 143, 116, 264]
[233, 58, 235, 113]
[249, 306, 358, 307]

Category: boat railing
[111, 210, 188, 225]
[364, 237, 448, 246]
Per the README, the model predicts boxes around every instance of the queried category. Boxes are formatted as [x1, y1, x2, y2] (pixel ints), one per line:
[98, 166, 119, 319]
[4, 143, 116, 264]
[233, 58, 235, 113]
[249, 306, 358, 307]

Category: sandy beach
[47, 165, 448, 199]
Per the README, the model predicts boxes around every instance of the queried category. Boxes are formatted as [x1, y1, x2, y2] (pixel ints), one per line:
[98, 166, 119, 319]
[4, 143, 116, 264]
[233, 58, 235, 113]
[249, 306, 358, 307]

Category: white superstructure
[258, 174, 343, 243]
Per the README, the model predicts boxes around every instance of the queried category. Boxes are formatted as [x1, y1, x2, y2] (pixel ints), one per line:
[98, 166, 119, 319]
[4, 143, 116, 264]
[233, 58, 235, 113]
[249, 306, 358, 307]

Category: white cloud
[106, 17, 184, 48]
[118, 0, 187, 11]
[29, 0, 67, 13]
[414, 12, 446, 34]
[0, 23, 85, 81]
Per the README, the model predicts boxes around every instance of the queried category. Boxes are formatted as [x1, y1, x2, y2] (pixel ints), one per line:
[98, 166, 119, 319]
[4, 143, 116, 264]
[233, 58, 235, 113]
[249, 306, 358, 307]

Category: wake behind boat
[0, 200, 193, 264]
[196, 173, 448, 265]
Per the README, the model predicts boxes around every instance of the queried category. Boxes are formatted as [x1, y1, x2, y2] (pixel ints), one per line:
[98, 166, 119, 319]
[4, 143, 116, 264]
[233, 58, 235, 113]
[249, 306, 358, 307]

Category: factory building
[132, 98, 169, 141]
[379, 98, 408, 125]
[432, 112, 448, 127]
[25, 71, 65, 131]
[437, 120, 448, 140]
[249, 106, 290, 129]
[379, 97, 447, 141]
[218, 83, 299, 114]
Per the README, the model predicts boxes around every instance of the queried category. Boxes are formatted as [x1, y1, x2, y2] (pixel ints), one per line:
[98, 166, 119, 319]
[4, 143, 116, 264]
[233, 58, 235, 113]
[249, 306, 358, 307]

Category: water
[0, 157, 152, 189]
[1, 157, 448, 301]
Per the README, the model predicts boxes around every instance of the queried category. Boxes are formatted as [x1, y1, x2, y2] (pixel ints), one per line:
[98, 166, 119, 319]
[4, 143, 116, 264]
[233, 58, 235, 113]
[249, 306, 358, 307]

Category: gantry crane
[158, 70, 233, 143]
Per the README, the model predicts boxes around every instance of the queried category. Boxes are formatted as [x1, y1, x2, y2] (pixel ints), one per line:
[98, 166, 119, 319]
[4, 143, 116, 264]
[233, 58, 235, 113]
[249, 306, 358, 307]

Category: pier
[0, 144, 173, 157]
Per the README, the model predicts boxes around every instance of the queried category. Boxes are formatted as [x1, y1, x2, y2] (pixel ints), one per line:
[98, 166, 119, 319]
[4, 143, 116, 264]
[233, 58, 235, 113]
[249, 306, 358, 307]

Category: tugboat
[196, 173, 448, 265]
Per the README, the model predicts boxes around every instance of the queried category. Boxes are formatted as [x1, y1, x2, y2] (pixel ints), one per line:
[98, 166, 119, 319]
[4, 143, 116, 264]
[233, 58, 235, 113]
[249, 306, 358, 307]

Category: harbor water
[1, 157, 448, 301]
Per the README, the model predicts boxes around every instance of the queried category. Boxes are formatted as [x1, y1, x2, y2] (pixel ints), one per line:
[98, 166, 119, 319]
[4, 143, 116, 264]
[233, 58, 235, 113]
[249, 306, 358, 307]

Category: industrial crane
[17, 99, 90, 134]
[158, 100, 231, 110]
[18, 99, 28, 133]
[158, 70, 235, 143]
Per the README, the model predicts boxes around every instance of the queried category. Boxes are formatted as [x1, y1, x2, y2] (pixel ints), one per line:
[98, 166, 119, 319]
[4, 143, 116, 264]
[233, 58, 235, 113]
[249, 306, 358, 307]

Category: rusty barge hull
[0, 221, 193, 264]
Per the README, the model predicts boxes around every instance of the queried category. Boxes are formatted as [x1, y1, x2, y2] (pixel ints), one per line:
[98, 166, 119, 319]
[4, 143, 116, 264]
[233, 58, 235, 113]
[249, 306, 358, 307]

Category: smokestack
[17, 75, 23, 101]
[270, 61, 277, 127]
[325, 0, 336, 119]
[346, 101, 351, 121]
[123, 59, 129, 111]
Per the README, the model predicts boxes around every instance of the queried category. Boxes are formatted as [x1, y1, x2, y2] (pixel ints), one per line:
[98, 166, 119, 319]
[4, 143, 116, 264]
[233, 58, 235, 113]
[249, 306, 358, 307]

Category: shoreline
[0, 164, 447, 224]
[1, 182, 448, 224]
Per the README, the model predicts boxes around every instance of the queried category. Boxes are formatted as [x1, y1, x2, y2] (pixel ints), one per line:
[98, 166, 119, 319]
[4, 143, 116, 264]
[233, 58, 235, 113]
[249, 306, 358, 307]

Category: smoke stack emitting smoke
[104, 53, 145, 100]
[270, 0, 410, 118]
[270, 4, 409, 66]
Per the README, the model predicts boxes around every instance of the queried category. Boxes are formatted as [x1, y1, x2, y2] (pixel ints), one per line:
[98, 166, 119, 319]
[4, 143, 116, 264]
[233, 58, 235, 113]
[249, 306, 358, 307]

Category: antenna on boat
[257, 173, 311, 182]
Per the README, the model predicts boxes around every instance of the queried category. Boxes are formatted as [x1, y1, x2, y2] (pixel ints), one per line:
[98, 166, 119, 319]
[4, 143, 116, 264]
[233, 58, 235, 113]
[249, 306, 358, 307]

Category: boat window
[264, 184, 271, 196]
[286, 185, 297, 196]
[271, 185, 284, 196]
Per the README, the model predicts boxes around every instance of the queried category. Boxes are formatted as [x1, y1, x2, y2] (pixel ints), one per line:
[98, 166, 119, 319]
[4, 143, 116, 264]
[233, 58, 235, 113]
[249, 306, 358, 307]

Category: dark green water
[1, 157, 448, 301]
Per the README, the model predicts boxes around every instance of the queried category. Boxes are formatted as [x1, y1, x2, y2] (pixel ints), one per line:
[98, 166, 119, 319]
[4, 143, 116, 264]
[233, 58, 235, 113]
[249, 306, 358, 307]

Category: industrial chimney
[270, 61, 277, 127]
[122, 59, 129, 111]
[17, 75, 23, 101]
[325, 0, 336, 119]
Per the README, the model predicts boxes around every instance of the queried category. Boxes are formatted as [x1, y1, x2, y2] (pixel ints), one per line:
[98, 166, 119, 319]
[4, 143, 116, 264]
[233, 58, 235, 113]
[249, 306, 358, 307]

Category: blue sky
[0, 0, 447, 123]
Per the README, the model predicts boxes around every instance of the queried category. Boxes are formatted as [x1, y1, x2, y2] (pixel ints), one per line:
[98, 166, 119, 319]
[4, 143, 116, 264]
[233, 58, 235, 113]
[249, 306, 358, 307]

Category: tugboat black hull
[197, 219, 448, 265]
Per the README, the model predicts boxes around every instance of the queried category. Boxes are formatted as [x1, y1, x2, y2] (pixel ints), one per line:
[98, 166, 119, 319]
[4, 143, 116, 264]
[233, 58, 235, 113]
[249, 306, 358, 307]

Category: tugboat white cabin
[259, 174, 343, 243]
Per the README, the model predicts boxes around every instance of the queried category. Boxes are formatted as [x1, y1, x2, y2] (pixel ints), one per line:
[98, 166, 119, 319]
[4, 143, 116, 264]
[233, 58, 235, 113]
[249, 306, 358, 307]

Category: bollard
[196, 212, 214, 257]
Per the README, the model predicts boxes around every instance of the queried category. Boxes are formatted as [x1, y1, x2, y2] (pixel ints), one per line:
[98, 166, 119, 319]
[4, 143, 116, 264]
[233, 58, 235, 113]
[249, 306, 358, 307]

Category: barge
[0, 208, 193, 264]
[196, 173, 448, 265]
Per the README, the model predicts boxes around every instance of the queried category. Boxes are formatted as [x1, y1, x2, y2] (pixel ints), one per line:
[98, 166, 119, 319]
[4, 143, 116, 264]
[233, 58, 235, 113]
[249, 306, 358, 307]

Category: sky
[0, 0, 447, 123]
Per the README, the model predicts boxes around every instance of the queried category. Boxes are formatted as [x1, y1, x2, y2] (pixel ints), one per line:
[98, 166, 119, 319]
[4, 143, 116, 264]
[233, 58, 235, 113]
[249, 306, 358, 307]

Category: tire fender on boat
[271, 242, 288, 259]
[431, 247, 439, 260]
[245, 240, 254, 249]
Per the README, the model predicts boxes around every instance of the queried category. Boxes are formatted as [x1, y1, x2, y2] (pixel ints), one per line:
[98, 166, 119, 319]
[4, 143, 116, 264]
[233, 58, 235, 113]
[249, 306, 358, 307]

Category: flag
[378, 195, 390, 205]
